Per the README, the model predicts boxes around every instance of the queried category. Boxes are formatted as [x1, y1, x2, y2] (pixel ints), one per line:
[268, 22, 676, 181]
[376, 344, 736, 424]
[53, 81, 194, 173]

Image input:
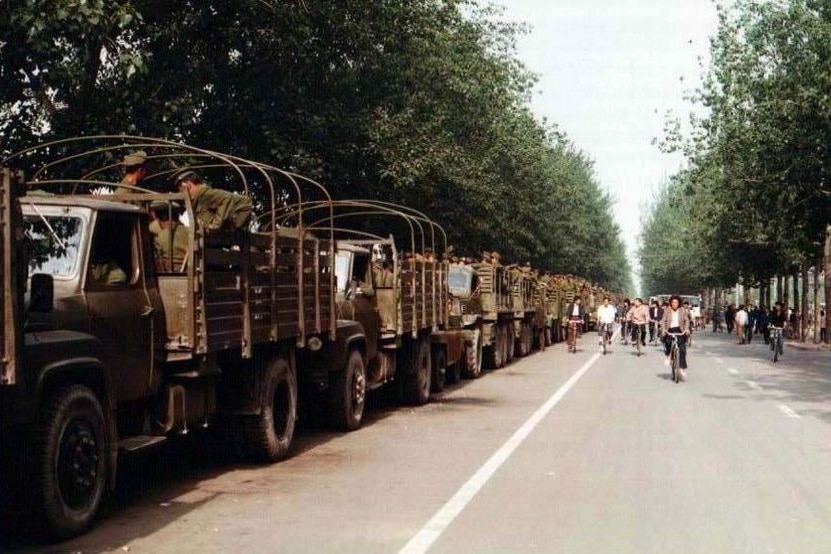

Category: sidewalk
[786, 340, 831, 352]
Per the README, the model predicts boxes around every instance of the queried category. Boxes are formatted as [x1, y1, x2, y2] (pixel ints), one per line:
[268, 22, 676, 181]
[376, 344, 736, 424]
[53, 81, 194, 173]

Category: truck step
[118, 435, 167, 453]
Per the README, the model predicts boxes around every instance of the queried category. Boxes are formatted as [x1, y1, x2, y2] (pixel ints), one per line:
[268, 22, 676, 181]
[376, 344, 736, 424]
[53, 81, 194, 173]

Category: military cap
[172, 169, 200, 187]
[122, 150, 147, 167]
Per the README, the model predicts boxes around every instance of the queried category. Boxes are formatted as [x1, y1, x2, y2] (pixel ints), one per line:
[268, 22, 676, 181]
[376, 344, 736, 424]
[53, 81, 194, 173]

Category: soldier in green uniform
[89, 260, 127, 285]
[117, 150, 148, 193]
[149, 201, 190, 272]
[173, 170, 253, 233]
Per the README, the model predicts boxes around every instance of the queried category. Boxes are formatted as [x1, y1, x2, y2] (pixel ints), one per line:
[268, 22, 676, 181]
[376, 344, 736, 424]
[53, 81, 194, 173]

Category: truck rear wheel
[328, 350, 366, 431]
[464, 331, 483, 379]
[244, 357, 297, 462]
[34, 385, 108, 540]
[430, 348, 447, 393]
[505, 324, 515, 364]
[403, 338, 431, 405]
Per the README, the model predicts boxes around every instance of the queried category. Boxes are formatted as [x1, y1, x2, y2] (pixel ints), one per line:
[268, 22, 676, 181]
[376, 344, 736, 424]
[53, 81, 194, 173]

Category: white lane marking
[727, 368, 739, 376]
[705, 351, 715, 356]
[744, 380, 762, 391]
[778, 404, 802, 419]
[715, 358, 724, 365]
[398, 353, 602, 554]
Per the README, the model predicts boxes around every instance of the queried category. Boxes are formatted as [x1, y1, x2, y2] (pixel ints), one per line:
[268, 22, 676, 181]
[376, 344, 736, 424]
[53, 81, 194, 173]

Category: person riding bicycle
[596, 296, 617, 351]
[769, 301, 787, 352]
[627, 297, 649, 346]
[648, 299, 663, 343]
[565, 296, 585, 349]
[618, 298, 631, 344]
[661, 295, 690, 370]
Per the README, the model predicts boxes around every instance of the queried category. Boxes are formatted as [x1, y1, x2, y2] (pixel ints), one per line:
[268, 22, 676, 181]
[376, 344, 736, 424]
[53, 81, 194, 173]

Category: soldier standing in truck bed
[173, 169, 253, 233]
[117, 150, 148, 193]
[149, 201, 189, 272]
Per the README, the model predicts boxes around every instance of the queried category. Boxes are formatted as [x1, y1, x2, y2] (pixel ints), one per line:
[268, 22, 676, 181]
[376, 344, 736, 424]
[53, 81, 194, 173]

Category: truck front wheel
[328, 350, 366, 431]
[244, 357, 297, 462]
[430, 348, 447, 393]
[35, 385, 108, 540]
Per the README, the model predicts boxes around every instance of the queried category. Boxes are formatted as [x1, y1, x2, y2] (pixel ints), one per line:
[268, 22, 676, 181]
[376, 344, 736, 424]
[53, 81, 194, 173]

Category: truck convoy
[0, 137, 614, 539]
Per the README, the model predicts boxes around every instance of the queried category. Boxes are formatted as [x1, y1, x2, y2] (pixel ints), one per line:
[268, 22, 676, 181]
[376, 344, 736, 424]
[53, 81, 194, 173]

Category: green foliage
[0, 0, 629, 291]
[644, 0, 831, 293]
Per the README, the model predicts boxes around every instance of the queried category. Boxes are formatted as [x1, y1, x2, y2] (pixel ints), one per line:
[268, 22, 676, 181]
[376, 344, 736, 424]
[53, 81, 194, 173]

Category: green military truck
[508, 267, 547, 357]
[0, 137, 362, 538]
[280, 200, 474, 431]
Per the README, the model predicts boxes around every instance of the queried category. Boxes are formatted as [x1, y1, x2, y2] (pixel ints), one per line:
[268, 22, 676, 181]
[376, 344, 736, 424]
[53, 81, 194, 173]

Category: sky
[494, 0, 720, 292]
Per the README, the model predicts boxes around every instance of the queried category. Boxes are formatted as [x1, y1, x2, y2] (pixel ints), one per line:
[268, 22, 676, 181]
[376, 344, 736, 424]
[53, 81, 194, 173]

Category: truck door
[84, 212, 160, 404]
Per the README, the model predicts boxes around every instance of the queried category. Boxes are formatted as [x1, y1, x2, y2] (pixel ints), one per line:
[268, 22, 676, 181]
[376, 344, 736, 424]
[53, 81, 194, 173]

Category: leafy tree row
[1, 0, 630, 291]
[642, 0, 831, 332]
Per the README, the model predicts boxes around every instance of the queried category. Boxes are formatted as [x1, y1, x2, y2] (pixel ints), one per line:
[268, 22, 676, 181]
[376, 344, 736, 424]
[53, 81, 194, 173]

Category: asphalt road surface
[4, 329, 831, 553]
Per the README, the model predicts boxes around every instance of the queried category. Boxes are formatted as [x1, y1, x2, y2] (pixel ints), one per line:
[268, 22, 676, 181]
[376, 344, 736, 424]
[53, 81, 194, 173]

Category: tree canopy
[1, 0, 631, 292]
[641, 0, 831, 297]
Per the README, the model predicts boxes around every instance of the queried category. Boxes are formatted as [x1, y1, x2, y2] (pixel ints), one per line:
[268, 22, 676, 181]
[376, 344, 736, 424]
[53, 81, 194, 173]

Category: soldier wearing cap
[173, 169, 253, 233]
[117, 150, 148, 194]
[149, 200, 189, 271]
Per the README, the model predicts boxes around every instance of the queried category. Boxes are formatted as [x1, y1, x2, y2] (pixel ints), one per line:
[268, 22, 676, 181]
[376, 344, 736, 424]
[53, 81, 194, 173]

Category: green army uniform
[117, 150, 147, 194]
[90, 261, 127, 285]
[191, 184, 253, 232]
[151, 221, 190, 271]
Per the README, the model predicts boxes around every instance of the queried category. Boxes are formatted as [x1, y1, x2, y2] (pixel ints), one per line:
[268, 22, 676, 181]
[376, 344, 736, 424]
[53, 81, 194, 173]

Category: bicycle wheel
[671, 344, 680, 383]
[772, 335, 778, 363]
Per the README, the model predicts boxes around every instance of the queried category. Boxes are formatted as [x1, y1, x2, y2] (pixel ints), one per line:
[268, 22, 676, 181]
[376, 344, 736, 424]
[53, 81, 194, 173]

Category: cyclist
[648, 299, 663, 343]
[627, 297, 649, 347]
[769, 301, 787, 354]
[618, 298, 631, 344]
[565, 295, 585, 350]
[661, 295, 690, 370]
[597, 296, 617, 351]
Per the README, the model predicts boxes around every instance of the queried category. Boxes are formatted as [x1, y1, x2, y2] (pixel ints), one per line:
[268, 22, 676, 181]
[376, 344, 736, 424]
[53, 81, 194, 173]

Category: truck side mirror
[29, 273, 54, 313]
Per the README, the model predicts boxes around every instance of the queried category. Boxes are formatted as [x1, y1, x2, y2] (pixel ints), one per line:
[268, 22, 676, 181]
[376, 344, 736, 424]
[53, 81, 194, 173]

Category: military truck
[508, 266, 547, 357]
[0, 137, 361, 538]
[279, 200, 478, 431]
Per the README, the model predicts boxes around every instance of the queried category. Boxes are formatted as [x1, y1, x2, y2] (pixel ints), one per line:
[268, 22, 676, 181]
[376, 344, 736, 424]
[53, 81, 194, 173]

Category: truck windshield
[24, 215, 84, 278]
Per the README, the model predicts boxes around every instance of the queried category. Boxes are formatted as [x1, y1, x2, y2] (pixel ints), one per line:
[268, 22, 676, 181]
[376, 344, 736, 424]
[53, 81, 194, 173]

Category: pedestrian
[746, 305, 757, 344]
[734, 304, 748, 344]
[711, 306, 723, 333]
[821, 310, 827, 343]
[758, 306, 770, 345]
[173, 169, 253, 233]
[725, 304, 735, 334]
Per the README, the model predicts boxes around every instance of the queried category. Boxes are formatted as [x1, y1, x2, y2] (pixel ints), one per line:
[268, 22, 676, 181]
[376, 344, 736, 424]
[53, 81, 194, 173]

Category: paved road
[4, 330, 831, 553]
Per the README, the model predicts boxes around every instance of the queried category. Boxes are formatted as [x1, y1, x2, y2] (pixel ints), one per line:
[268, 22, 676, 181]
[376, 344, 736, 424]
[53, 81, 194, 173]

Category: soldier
[117, 150, 148, 193]
[173, 169, 253, 233]
[149, 201, 190, 272]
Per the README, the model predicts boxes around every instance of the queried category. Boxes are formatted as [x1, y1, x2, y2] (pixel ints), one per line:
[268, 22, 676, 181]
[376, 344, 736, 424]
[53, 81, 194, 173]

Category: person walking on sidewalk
[735, 304, 748, 345]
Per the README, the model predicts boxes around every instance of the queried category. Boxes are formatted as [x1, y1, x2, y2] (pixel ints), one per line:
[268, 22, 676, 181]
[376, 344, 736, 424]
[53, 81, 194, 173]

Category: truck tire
[497, 325, 508, 368]
[244, 357, 297, 462]
[328, 350, 366, 431]
[430, 348, 447, 393]
[34, 385, 108, 540]
[464, 331, 483, 379]
[505, 323, 515, 364]
[403, 338, 431, 405]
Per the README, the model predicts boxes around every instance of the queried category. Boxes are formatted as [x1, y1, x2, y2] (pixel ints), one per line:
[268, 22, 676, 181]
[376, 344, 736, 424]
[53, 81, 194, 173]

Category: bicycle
[632, 323, 646, 356]
[770, 326, 784, 363]
[567, 319, 581, 353]
[598, 322, 613, 355]
[619, 318, 630, 345]
[666, 332, 686, 383]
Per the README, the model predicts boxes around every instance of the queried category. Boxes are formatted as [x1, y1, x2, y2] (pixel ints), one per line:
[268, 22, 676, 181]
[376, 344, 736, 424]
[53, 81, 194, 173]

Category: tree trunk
[777, 274, 784, 305]
[801, 265, 809, 342]
[825, 225, 831, 344]
[783, 274, 789, 312]
[813, 266, 820, 344]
